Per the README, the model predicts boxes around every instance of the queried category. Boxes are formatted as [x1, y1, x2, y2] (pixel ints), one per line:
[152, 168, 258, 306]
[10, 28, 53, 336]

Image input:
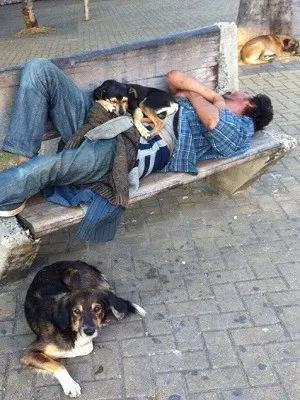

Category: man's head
[223, 92, 273, 131]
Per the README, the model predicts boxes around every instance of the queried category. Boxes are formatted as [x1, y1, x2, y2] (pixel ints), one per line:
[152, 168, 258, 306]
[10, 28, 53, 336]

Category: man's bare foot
[0, 151, 29, 172]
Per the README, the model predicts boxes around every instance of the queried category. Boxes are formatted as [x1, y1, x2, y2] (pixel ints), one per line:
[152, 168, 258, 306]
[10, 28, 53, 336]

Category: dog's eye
[93, 306, 101, 313]
[73, 308, 81, 316]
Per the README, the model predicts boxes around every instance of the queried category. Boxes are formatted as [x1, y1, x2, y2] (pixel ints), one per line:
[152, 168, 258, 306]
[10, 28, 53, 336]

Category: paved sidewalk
[0, 1, 300, 399]
[0, 0, 242, 68]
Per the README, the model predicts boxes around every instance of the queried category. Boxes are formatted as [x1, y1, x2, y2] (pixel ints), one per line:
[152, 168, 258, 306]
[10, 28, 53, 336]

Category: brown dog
[240, 35, 300, 64]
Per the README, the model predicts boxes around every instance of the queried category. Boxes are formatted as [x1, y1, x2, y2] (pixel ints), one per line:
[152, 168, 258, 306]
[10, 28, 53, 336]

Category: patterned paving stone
[152, 350, 209, 373]
[231, 324, 289, 346]
[237, 345, 278, 386]
[275, 362, 300, 399]
[203, 331, 238, 368]
[222, 386, 288, 400]
[185, 366, 247, 393]
[155, 372, 187, 400]
[213, 283, 245, 312]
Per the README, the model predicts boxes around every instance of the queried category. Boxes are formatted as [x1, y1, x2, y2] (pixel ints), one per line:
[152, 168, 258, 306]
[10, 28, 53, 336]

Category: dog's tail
[107, 292, 147, 318]
[129, 302, 147, 317]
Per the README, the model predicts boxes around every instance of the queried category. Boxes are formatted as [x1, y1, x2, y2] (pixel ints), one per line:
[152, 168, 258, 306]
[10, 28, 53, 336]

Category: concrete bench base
[0, 218, 40, 279]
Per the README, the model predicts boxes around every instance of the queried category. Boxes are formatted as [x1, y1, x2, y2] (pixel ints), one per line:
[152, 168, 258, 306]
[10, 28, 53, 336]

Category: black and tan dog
[240, 35, 300, 64]
[20, 260, 146, 398]
[93, 79, 178, 139]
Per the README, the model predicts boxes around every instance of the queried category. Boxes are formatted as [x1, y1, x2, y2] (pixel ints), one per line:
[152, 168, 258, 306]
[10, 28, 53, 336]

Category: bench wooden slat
[18, 131, 297, 239]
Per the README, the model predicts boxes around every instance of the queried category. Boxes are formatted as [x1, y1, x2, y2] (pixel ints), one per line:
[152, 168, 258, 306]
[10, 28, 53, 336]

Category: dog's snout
[119, 107, 125, 115]
[83, 325, 96, 336]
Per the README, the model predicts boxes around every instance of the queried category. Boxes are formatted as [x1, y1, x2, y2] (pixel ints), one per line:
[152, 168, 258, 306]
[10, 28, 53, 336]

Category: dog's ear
[62, 267, 81, 290]
[52, 296, 70, 330]
[282, 38, 292, 50]
[93, 87, 107, 100]
[128, 87, 138, 99]
[128, 87, 139, 110]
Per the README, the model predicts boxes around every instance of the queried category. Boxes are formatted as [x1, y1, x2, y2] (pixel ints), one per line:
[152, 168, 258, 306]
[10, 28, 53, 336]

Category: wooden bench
[0, 22, 297, 279]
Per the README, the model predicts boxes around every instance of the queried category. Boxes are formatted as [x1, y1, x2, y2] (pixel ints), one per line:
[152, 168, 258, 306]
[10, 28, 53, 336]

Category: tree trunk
[22, 0, 39, 29]
[83, 0, 90, 21]
[237, 0, 293, 47]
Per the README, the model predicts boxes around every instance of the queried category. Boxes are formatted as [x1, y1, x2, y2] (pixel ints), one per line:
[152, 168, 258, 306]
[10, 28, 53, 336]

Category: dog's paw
[138, 126, 152, 139]
[56, 371, 82, 398]
[63, 379, 82, 398]
[64, 135, 83, 149]
[106, 103, 116, 113]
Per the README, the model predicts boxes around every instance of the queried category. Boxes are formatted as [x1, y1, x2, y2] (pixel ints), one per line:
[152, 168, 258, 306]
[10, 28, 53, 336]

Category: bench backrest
[0, 22, 238, 147]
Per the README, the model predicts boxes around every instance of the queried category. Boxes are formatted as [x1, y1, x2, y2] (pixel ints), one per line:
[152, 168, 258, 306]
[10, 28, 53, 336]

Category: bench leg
[207, 153, 284, 194]
[0, 217, 40, 280]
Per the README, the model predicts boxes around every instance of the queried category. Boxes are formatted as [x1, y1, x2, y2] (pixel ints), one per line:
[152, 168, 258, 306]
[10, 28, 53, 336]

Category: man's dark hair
[244, 94, 273, 131]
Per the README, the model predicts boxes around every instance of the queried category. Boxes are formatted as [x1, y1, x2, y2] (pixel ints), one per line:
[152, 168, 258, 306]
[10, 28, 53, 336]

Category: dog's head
[282, 37, 300, 54]
[93, 80, 129, 115]
[53, 290, 135, 336]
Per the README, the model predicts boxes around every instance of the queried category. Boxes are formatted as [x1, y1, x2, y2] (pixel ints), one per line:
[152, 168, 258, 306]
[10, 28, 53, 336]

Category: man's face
[223, 91, 251, 101]
[223, 91, 252, 114]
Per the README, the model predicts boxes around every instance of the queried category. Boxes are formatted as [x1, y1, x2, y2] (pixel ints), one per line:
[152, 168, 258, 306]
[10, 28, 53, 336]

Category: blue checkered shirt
[164, 98, 255, 175]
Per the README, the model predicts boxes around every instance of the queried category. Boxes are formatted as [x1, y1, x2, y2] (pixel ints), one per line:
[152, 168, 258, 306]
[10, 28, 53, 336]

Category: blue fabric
[3, 59, 93, 158]
[0, 137, 116, 208]
[165, 97, 255, 175]
[43, 186, 123, 242]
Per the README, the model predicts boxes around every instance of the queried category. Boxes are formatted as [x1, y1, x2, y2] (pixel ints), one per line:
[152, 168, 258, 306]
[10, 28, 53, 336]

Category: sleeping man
[0, 59, 273, 241]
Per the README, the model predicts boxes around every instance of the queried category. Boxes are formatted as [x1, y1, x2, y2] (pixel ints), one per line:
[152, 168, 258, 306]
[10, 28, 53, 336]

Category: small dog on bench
[20, 260, 146, 398]
[240, 35, 300, 64]
[93, 79, 178, 139]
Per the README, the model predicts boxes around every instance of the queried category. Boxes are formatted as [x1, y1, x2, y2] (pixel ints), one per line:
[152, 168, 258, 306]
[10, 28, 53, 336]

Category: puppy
[240, 35, 300, 64]
[94, 79, 178, 139]
[20, 260, 146, 398]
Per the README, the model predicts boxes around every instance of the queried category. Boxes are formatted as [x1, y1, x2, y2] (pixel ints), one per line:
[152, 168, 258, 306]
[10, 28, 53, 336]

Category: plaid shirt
[164, 98, 255, 175]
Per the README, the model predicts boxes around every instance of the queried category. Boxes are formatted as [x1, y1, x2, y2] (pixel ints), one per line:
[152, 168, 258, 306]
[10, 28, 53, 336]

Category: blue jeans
[1, 58, 116, 207]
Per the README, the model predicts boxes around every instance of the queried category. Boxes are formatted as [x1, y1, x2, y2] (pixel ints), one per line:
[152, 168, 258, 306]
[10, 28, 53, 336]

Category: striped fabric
[164, 97, 255, 175]
[136, 135, 170, 178]
[135, 113, 176, 178]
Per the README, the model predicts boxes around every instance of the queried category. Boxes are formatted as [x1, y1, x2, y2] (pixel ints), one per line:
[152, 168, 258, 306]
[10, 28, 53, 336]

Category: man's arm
[166, 70, 225, 108]
[166, 70, 226, 131]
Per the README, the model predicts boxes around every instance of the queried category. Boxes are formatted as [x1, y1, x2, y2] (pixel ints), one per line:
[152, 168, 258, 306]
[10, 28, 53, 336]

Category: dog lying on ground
[240, 35, 300, 64]
[20, 260, 146, 398]
[93, 79, 178, 139]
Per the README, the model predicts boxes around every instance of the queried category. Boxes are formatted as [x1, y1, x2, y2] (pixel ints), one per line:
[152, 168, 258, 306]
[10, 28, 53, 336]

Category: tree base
[16, 26, 56, 36]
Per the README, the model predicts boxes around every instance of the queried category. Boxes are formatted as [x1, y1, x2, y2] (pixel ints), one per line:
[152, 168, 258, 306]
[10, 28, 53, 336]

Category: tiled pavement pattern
[1, 0, 300, 400]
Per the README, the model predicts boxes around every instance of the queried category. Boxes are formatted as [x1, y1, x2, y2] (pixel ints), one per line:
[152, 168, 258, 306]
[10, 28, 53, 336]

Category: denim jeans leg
[3, 58, 93, 158]
[0, 138, 117, 207]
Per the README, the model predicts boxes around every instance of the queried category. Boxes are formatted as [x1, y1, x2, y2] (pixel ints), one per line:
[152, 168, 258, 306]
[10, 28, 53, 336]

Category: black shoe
[0, 202, 26, 217]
